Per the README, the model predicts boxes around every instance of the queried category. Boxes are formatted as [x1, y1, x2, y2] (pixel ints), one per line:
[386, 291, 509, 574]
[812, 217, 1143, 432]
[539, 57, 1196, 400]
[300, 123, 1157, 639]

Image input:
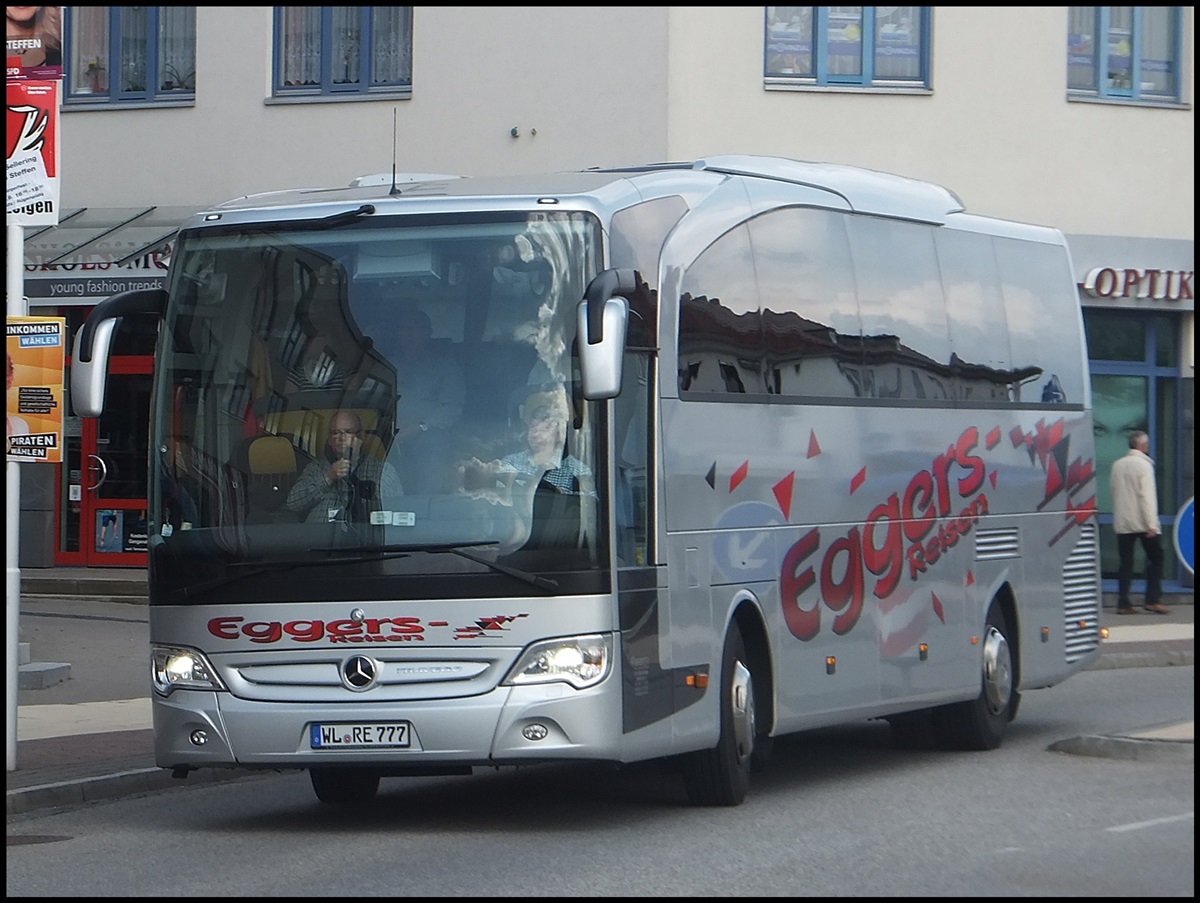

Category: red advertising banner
[7, 316, 67, 464]
[6, 79, 60, 226]
[5, 6, 63, 81]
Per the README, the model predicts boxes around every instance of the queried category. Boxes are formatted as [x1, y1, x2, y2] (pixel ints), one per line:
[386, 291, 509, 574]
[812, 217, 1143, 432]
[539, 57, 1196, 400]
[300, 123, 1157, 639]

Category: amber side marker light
[826, 656, 836, 675]
[685, 673, 709, 689]
[918, 643, 929, 661]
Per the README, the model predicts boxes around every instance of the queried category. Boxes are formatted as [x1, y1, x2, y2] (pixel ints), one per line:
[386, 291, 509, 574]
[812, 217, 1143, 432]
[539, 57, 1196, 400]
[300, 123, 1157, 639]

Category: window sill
[1066, 93, 1189, 110]
[266, 90, 412, 106]
[764, 80, 931, 96]
[63, 99, 195, 112]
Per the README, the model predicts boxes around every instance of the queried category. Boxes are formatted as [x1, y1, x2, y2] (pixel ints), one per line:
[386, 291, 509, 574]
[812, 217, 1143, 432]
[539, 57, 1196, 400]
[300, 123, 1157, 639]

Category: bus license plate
[311, 722, 411, 749]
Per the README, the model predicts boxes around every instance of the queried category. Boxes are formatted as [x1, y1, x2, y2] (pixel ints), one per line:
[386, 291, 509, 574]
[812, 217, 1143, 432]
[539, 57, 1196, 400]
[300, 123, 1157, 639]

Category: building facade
[12, 6, 1194, 593]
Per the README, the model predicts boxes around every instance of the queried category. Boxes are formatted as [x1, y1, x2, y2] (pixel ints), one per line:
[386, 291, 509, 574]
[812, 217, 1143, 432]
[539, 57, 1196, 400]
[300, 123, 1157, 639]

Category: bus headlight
[151, 645, 226, 696]
[503, 634, 611, 690]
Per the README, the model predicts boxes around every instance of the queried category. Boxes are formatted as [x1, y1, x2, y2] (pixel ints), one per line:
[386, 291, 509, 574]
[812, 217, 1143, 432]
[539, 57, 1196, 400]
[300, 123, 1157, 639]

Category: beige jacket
[1109, 448, 1160, 535]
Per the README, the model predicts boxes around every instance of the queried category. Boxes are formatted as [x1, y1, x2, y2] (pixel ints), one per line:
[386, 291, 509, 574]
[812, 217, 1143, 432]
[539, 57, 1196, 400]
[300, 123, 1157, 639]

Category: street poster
[7, 316, 67, 463]
[6, 79, 60, 225]
[5, 6, 63, 81]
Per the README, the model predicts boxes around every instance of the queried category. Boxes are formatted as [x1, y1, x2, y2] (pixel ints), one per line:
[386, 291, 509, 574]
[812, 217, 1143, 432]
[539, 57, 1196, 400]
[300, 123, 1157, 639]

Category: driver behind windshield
[286, 410, 404, 523]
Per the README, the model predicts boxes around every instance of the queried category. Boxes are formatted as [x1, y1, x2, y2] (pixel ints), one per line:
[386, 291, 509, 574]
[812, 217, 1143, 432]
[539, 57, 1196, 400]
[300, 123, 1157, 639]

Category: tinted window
[750, 207, 863, 399]
[679, 224, 764, 395]
[994, 236, 1086, 404]
[846, 215, 953, 401]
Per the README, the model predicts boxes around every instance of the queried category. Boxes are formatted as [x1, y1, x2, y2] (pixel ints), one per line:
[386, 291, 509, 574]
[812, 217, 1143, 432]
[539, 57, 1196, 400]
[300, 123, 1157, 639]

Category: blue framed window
[273, 7, 413, 98]
[764, 7, 931, 87]
[1084, 309, 1187, 592]
[1067, 7, 1182, 103]
[64, 7, 196, 104]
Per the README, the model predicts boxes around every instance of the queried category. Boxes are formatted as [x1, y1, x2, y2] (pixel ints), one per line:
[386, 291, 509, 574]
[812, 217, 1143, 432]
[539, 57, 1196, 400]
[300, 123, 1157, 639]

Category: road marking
[1106, 812, 1194, 833]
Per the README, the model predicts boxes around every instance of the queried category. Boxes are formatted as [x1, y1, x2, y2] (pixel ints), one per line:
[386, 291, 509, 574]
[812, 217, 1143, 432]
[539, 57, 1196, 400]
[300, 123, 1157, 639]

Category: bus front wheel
[310, 767, 381, 805]
[932, 605, 1015, 751]
[681, 623, 755, 806]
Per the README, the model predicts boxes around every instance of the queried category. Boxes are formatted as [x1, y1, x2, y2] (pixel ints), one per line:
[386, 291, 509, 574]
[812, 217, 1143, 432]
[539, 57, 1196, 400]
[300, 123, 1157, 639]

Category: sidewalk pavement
[6, 572, 1194, 816]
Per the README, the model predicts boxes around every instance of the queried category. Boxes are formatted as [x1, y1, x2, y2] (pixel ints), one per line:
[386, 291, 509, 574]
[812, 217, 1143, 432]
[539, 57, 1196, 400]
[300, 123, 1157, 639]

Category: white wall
[57, 5, 1193, 244]
[59, 6, 670, 206]
[665, 6, 1194, 239]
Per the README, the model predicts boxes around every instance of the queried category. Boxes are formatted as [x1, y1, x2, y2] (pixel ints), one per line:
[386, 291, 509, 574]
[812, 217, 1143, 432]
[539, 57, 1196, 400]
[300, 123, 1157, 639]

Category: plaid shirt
[500, 449, 591, 494]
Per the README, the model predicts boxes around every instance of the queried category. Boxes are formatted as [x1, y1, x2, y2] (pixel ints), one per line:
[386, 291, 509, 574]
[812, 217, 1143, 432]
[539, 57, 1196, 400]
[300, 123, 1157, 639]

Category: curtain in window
[331, 6, 361, 85]
[159, 7, 196, 90]
[371, 6, 412, 85]
[70, 6, 109, 94]
[873, 5, 921, 80]
[280, 6, 320, 86]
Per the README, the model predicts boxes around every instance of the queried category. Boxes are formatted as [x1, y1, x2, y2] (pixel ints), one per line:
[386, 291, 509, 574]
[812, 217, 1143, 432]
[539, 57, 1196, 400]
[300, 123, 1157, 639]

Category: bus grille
[1062, 523, 1100, 663]
[975, 528, 1019, 560]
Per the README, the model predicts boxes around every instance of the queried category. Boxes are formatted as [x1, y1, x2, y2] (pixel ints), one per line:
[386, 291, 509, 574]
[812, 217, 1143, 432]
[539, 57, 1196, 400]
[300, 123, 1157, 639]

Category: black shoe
[1116, 607, 1139, 615]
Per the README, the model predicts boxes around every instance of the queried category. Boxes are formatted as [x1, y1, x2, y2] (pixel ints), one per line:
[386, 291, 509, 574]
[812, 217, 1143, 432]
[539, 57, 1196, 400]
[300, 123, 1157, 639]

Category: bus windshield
[149, 210, 608, 604]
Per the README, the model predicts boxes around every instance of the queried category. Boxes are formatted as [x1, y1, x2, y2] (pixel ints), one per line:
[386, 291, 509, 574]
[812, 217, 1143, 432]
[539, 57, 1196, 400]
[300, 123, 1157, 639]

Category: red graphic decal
[773, 472, 795, 520]
[807, 430, 821, 458]
[965, 570, 974, 586]
[931, 591, 945, 623]
[989, 470, 998, 489]
[428, 621, 448, 627]
[453, 613, 529, 640]
[730, 460, 749, 492]
[1066, 457, 1095, 497]
[1050, 494, 1097, 546]
[850, 467, 867, 495]
[985, 426, 1001, 449]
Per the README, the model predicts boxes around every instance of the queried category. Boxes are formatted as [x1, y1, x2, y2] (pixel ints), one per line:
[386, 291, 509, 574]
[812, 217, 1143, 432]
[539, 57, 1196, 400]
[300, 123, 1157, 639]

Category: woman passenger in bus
[458, 383, 592, 549]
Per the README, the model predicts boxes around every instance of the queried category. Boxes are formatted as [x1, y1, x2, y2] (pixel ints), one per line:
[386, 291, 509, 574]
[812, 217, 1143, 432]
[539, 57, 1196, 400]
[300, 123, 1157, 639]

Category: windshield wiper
[427, 544, 559, 591]
[182, 548, 415, 599]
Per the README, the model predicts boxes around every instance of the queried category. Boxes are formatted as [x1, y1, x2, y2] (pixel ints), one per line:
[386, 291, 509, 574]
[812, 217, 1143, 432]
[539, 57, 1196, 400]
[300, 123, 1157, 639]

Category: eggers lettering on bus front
[207, 612, 529, 645]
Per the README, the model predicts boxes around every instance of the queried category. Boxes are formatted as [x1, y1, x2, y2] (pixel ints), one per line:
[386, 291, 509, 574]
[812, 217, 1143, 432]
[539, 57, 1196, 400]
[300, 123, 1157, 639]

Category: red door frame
[54, 354, 154, 567]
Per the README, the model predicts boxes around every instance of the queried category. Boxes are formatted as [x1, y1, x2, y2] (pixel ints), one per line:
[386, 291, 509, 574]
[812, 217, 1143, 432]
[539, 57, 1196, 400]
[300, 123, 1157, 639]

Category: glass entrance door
[57, 363, 153, 566]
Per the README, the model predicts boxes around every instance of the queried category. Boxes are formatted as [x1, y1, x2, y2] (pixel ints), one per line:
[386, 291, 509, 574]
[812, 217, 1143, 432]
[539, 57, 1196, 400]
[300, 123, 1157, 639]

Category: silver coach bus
[71, 156, 1101, 806]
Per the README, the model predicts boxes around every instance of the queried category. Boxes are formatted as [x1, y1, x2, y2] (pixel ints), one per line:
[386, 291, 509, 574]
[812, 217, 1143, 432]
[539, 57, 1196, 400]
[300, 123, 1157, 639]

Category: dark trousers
[1116, 531, 1164, 608]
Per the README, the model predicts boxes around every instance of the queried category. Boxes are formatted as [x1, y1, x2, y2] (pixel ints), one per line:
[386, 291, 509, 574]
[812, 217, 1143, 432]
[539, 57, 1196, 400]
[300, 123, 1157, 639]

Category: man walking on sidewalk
[1109, 430, 1168, 615]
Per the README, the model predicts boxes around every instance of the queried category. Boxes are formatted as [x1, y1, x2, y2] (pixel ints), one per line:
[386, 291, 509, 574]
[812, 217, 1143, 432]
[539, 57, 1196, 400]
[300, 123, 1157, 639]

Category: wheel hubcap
[981, 625, 1012, 715]
[730, 660, 755, 764]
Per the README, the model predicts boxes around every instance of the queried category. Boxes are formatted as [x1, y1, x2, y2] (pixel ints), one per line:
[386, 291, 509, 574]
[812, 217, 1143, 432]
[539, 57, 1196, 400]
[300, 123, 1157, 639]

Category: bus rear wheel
[681, 624, 755, 806]
[932, 606, 1015, 751]
[310, 767, 381, 805]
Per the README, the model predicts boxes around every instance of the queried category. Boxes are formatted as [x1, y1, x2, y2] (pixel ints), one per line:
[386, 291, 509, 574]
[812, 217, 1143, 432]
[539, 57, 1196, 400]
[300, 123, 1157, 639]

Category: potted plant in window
[85, 58, 106, 93]
[161, 62, 195, 92]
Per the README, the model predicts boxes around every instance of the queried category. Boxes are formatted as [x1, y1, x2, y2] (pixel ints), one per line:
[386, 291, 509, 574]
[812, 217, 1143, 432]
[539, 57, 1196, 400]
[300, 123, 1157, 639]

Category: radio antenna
[389, 107, 401, 196]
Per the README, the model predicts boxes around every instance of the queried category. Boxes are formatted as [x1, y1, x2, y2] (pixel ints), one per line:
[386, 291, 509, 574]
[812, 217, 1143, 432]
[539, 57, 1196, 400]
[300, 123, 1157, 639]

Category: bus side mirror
[71, 288, 167, 417]
[577, 269, 637, 400]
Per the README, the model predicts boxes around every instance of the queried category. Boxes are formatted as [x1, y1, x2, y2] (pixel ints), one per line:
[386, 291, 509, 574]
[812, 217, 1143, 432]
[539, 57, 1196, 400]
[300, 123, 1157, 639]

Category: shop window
[64, 7, 196, 105]
[273, 7, 412, 98]
[1085, 310, 1145, 361]
[1085, 308, 1185, 589]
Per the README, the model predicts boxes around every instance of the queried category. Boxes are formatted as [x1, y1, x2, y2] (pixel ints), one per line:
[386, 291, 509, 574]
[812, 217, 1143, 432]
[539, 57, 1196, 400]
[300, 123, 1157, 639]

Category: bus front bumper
[152, 680, 624, 771]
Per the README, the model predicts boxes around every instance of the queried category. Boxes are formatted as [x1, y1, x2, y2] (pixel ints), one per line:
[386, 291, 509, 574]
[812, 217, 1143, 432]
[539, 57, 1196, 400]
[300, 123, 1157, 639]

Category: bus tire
[681, 624, 755, 806]
[310, 767, 381, 805]
[932, 605, 1015, 751]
